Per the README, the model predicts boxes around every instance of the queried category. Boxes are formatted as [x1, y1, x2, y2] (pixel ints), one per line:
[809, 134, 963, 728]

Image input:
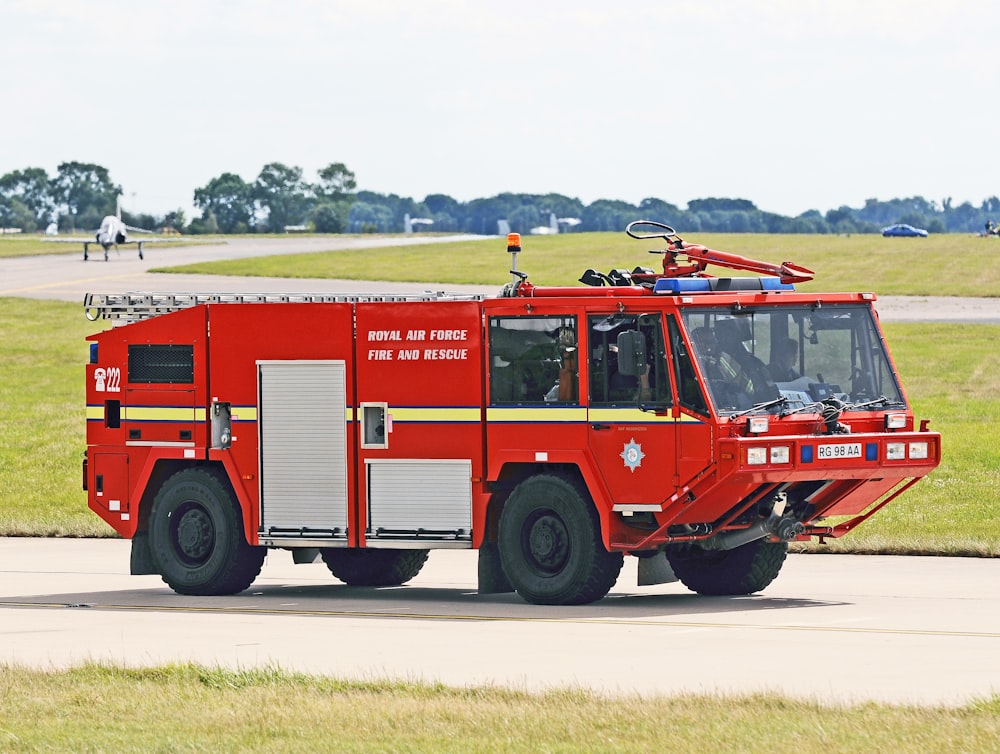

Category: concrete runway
[2, 235, 997, 706]
[0, 235, 493, 302]
[1, 538, 997, 706]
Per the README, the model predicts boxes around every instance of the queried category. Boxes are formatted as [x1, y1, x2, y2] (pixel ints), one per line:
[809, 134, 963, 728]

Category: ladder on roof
[84, 291, 487, 324]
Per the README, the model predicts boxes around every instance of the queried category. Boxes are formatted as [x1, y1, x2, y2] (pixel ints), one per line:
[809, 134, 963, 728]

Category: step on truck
[82, 221, 941, 604]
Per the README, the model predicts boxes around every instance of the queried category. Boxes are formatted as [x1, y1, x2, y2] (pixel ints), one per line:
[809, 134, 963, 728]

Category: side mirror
[616, 331, 646, 376]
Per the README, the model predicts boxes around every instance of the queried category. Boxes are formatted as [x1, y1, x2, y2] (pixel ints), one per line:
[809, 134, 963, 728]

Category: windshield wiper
[841, 395, 897, 411]
[779, 400, 824, 418]
[780, 395, 901, 418]
[728, 395, 787, 421]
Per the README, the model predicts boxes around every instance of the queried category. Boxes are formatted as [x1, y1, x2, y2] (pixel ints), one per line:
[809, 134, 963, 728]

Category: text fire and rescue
[367, 328, 470, 361]
[81, 223, 940, 605]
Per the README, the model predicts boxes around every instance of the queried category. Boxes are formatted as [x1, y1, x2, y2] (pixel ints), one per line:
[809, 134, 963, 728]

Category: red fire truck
[83, 222, 940, 604]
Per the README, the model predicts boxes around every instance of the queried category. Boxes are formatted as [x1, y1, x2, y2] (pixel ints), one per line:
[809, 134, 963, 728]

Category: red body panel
[86, 306, 208, 537]
[353, 301, 485, 545]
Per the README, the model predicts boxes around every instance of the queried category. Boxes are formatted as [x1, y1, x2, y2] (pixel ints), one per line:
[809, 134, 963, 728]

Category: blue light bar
[654, 277, 794, 294]
[653, 279, 712, 294]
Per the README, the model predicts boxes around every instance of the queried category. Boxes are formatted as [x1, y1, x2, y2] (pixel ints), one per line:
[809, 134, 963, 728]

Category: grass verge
[151, 231, 1000, 297]
[0, 299, 996, 555]
[795, 322, 1000, 555]
[0, 298, 106, 535]
[0, 664, 997, 752]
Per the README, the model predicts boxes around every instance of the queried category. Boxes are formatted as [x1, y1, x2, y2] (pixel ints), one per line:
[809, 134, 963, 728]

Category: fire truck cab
[83, 222, 940, 604]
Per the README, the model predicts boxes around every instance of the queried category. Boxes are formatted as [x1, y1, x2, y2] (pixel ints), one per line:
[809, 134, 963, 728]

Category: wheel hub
[527, 513, 568, 572]
[175, 507, 213, 562]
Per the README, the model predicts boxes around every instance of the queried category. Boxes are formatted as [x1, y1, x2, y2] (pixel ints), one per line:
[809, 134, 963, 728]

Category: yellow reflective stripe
[676, 413, 707, 424]
[230, 406, 258, 421]
[87, 403, 701, 427]
[487, 407, 589, 422]
[390, 407, 481, 422]
[124, 407, 203, 422]
[587, 408, 675, 423]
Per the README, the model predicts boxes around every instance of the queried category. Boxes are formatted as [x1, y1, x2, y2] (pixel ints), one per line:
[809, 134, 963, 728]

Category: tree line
[2, 161, 997, 236]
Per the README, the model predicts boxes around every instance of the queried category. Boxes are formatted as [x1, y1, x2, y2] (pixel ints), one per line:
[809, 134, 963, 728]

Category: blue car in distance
[882, 223, 929, 237]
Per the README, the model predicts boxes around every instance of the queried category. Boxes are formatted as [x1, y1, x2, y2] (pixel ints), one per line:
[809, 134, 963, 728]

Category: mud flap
[130, 531, 157, 575]
[637, 551, 678, 586]
[478, 541, 514, 594]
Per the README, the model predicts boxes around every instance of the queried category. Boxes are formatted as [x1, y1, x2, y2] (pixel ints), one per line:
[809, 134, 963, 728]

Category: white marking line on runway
[2, 601, 998, 639]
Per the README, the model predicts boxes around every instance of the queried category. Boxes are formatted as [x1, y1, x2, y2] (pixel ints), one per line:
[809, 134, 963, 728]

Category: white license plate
[817, 443, 862, 459]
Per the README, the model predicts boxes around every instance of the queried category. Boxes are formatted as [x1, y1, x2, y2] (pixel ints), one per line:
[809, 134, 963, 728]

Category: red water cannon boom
[626, 220, 814, 285]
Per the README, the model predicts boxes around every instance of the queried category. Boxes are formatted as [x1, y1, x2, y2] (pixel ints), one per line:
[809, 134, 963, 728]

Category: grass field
[150, 231, 1000, 297]
[0, 298, 106, 536]
[0, 664, 996, 752]
[0, 297, 997, 554]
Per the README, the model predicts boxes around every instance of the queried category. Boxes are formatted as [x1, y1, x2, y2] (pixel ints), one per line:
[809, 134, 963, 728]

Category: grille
[128, 345, 194, 384]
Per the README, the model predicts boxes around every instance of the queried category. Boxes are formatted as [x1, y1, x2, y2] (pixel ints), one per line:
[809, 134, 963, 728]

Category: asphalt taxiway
[1, 538, 997, 706]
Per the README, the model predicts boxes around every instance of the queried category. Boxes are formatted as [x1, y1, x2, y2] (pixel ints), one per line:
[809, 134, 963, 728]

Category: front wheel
[498, 474, 623, 605]
[148, 467, 265, 595]
[666, 539, 787, 596]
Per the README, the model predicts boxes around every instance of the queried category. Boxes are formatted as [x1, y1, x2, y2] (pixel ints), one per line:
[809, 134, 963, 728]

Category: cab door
[586, 313, 678, 504]
[667, 314, 716, 488]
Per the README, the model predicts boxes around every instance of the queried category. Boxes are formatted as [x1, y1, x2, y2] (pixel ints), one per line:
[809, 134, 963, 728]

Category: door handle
[591, 423, 612, 430]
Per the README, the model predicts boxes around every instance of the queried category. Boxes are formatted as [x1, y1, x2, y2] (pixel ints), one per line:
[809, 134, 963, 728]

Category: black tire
[498, 474, 623, 605]
[320, 548, 429, 586]
[666, 539, 788, 596]
[148, 467, 265, 596]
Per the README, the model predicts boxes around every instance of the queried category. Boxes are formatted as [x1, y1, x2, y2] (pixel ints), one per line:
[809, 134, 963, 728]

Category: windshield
[680, 304, 905, 414]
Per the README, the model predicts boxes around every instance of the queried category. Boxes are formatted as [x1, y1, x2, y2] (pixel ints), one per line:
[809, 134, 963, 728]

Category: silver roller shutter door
[259, 361, 348, 536]
[366, 459, 472, 538]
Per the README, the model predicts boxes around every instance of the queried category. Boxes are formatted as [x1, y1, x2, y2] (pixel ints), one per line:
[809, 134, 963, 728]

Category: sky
[2, 0, 997, 222]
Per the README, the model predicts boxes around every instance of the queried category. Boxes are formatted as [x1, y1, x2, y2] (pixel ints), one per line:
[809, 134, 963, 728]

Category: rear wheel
[498, 474, 623, 605]
[321, 548, 429, 586]
[148, 467, 265, 595]
[667, 539, 787, 596]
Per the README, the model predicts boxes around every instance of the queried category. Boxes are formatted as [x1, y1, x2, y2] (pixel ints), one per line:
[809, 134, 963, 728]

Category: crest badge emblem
[620, 438, 645, 472]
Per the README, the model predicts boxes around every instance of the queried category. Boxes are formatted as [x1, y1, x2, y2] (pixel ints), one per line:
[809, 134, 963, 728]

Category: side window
[589, 314, 671, 407]
[488, 316, 578, 405]
[669, 315, 708, 415]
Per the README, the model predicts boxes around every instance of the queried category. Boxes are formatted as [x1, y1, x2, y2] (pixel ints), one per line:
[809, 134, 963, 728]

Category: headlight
[885, 413, 907, 430]
[886, 442, 906, 460]
[909, 442, 929, 460]
[747, 416, 769, 434]
[747, 446, 789, 465]
[770, 446, 790, 464]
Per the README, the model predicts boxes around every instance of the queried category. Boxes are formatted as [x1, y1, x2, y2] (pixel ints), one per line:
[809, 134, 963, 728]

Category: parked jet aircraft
[403, 213, 434, 233]
[529, 213, 583, 235]
[43, 198, 181, 261]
